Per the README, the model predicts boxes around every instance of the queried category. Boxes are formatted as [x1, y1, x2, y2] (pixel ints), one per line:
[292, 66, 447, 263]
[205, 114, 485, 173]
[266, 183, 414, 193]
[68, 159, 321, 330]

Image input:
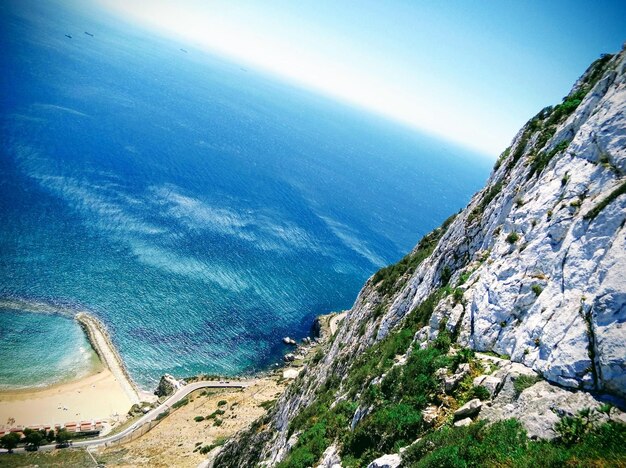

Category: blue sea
[0, 0, 491, 390]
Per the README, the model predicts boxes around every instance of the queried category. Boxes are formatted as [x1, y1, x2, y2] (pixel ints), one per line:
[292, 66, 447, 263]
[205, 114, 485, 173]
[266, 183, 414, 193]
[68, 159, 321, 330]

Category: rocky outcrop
[154, 374, 181, 397]
[366, 453, 401, 468]
[214, 48, 626, 467]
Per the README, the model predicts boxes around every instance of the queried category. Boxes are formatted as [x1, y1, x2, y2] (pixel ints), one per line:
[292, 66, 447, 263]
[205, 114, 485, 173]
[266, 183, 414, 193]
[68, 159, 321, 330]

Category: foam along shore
[0, 311, 143, 430]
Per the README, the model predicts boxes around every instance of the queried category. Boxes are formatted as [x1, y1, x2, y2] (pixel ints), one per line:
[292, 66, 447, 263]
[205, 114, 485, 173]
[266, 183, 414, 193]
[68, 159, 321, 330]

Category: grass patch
[401, 418, 626, 467]
[469, 181, 504, 222]
[584, 181, 626, 221]
[513, 374, 540, 396]
[372, 214, 456, 296]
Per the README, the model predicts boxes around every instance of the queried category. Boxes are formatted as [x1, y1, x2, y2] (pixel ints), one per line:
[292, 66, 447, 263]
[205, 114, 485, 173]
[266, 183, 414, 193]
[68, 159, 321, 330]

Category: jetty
[75, 313, 141, 405]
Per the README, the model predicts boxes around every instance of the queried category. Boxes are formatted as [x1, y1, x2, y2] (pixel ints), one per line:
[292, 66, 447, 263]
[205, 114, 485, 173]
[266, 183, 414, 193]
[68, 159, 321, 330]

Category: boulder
[454, 399, 482, 419]
[367, 453, 401, 468]
[283, 337, 297, 345]
[283, 353, 296, 362]
[473, 375, 503, 398]
[422, 405, 439, 425]
[282, 368, 301, 379]
[480, 380, 626, 439]
[154, 374, 181, 397]
[454, 417, 473, 427]
[445, 363, 471, 392]
[316, 443, 342, 468]
[351, 405, 372, 430]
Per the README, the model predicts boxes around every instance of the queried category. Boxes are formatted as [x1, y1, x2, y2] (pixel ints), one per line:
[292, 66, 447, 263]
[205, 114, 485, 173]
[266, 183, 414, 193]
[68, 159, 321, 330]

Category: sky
[97, 0, 625, 157]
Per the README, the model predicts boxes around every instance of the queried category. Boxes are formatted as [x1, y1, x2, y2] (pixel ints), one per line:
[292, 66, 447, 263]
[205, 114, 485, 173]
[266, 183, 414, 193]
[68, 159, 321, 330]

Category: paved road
[10, 380, 252, 454]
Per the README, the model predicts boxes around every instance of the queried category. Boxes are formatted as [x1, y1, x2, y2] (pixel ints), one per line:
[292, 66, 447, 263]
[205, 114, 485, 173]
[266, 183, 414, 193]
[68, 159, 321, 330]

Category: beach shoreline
[0, 305, 143, 430]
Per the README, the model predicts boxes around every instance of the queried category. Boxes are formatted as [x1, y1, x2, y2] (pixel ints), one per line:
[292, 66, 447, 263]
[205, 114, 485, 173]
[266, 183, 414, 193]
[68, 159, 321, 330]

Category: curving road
[10, 380, 253, 453]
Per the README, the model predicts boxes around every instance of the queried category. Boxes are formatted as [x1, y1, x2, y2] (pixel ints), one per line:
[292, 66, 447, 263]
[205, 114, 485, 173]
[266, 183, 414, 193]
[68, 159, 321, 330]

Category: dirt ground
[97, 377, 285, 467]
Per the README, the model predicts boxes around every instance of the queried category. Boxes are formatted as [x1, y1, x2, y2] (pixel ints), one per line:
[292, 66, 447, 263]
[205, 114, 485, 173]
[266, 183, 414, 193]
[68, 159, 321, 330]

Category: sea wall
[76, 312, 141, 405]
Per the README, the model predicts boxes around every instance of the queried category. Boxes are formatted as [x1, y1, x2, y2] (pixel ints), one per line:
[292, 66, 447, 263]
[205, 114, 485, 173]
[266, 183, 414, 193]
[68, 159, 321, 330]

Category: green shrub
[172, 398, 189, 409]
[259, 400, 276, 410]
[156, 410, 169, 421]
[311, 349, 324, 364]
[584, 181, 626, 222]
[440, 266, 452, 286]
[453, 288, 463, 304]
[506, 232, 519, 244]
[531, 284, 543, 296]
[470, 181, 504, 221]
[513, 374, 540, 396]
[555, 409, 593, 446]
[469, 385, 491, 401]
[218, 400, 228, 406]
[372, 215, 455, 296]
[214, 418, 223, 427]
[194, 416, 205, 422]
[402, 418, 626, 467]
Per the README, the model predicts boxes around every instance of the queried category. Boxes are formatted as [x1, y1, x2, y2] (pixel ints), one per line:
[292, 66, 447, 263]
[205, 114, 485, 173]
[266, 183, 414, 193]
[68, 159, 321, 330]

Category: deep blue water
[0, 0, 491, 389]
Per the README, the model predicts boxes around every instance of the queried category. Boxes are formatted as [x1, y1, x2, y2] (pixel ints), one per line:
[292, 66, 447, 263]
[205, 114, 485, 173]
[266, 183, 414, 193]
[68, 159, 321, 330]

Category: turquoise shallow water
[0, 307, 99, 390]
[0, 0, 492, 390]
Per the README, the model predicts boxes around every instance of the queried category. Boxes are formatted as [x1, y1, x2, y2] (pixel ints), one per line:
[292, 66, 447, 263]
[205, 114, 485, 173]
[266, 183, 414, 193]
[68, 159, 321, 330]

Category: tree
[46, 430, 56, 442]
[55, 428, 71, 444]
[23, 428, 44, 450]
[0, 432, 20, 453]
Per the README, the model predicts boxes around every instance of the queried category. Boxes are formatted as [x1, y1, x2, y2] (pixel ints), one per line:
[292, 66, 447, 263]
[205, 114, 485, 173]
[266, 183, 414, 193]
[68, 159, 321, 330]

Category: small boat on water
[180, 48, 188, 53]
[65, 34, 72, 38]
[84, 31, 94, 37]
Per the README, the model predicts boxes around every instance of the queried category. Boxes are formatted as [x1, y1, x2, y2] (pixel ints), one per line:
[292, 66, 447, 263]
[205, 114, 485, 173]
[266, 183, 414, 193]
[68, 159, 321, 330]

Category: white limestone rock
[367, 453, 401, 468]
[316, 444, 342, 468]
[473, 375, 503, 398]
[480, 380, 624, 439]
[454, 417, 473, 427]
[454, 399, 482, 419]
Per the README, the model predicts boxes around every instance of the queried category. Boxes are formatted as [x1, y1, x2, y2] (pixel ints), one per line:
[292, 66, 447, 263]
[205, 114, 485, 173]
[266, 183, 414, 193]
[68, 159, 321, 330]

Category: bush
[259, 400, 276, 410]
[469, 385, 491, 401]
[311, 349, 324, 364]
[584, 181, 626, 221]
[372, 215, 456, 296]
[156, 410, 169, 420]
[506, 232, 519, 244]
[531, 284, 543, 296]
[194, 416, 205, 422]
[555, 408, 593, 446]
[218, 400, 228, 406]
[172, 398, 189, 409]
[513, 374, 540, 396]
[402, 418, 626, 467]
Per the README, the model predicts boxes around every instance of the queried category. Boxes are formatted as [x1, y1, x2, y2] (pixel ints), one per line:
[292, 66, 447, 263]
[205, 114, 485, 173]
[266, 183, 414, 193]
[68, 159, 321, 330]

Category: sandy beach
[0, 368, 133, 429]
[0, 310, 141, 430]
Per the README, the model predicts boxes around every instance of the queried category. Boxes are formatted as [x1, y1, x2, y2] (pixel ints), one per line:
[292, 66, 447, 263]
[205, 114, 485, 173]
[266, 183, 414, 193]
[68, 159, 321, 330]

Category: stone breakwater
[76, 312, 141, 405]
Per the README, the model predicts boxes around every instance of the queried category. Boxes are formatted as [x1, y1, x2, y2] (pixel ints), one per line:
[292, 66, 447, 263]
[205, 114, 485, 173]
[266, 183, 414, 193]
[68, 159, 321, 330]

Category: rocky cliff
[214, 48, 626, 467]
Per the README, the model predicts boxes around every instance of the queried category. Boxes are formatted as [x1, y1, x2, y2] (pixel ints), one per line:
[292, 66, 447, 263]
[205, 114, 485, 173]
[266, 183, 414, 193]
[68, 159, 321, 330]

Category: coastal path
[11, 380, 253, 453]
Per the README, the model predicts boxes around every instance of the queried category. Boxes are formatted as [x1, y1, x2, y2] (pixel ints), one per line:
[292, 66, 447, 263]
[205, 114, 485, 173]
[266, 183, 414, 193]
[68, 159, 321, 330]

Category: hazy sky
[99, 0, 625, 157]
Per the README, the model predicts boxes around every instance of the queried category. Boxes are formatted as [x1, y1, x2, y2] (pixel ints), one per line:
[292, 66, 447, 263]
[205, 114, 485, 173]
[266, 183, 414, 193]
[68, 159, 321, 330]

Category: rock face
[367, 453, 401, 468]
[154, 374, 181, 397]
[214, 49, 626, 467]
[454, 399, 482, 419]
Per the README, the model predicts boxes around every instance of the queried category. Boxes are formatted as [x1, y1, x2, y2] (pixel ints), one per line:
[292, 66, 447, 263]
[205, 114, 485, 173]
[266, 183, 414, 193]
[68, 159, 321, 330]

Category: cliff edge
[214, 47, 626, 467]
